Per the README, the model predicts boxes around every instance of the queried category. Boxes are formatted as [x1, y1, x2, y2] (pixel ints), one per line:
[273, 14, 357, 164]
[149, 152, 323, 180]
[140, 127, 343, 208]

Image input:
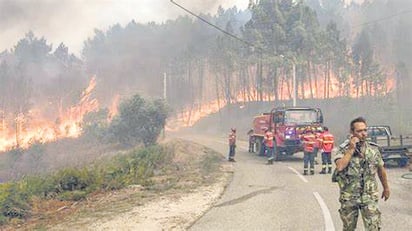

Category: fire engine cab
[251, 107, 324, 161]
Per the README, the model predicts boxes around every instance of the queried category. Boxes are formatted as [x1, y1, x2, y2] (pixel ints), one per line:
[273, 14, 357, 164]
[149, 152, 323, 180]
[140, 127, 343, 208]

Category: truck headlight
[285, 135, 291, 139]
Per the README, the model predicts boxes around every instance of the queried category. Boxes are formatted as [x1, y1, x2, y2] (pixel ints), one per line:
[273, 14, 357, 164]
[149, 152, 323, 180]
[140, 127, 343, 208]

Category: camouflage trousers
[339, 199, 381, 231]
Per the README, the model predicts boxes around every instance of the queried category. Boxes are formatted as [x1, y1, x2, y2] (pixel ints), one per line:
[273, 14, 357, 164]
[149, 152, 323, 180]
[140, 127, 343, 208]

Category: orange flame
[166, 74, 395, 131]
[108, 94, 120, 122]
[0, 77, 99, 152]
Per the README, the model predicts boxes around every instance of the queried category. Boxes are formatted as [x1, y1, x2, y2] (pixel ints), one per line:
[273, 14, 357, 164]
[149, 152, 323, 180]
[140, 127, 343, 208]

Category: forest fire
[0, 77, 99, 152]
[0, 72, 396, 150]
[166, 75, 395, 130]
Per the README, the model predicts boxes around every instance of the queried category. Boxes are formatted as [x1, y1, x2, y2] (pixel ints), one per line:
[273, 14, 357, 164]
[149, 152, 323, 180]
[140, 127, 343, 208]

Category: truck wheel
[255, 137, 263, 155]
[398, 158, 408, 168]
[274, 144, 281, 161]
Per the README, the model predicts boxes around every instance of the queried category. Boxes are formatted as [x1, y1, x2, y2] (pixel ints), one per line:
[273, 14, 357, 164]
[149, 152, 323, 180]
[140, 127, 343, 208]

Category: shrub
[82, 108, 110, 141]
[109, 94, 168, 147]
[0, 183, 31, 219]
[54, 168, 95, 192]
[0, 143, 172, 224]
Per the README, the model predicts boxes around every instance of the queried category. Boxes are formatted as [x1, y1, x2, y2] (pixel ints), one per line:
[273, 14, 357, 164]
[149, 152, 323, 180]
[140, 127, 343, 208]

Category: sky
[0, 0, 249, 56]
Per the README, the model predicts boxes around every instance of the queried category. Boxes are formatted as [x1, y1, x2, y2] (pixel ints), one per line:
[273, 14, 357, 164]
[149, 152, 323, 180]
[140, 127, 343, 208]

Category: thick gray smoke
[0, 0, 247, 54]
[0, 0, 84, 52]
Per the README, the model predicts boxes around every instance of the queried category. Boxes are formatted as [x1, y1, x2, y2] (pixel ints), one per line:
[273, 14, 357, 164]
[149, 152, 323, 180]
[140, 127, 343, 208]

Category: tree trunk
[324, 61, 328, 99]
[327, 61, 331, 99]
[257, 58, 263, 101]
[313, 63, 318, 98]
[307, 60, 314, 99]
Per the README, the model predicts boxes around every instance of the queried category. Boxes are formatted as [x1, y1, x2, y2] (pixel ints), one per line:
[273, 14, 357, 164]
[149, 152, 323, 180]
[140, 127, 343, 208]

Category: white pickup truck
[367, 125, 411, 167]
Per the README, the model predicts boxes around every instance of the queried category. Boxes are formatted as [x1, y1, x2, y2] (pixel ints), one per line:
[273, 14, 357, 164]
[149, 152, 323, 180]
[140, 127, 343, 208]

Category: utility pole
[163, 72, 167, 100]
[292, 62, 297, 107]
[162, 72, 167, 139]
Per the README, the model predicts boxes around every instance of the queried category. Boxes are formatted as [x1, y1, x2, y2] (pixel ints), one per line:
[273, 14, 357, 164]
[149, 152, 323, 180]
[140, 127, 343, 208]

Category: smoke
[0, 0, 248, 55]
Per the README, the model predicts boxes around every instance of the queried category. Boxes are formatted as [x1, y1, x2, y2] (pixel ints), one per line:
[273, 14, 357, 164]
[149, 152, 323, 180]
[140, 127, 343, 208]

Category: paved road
[184, 134, 412, 231]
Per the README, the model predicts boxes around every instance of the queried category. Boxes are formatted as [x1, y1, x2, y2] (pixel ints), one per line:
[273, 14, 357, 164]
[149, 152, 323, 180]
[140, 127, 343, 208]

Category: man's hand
[381, 188, 390, 201]
[349, 135, 359, 148]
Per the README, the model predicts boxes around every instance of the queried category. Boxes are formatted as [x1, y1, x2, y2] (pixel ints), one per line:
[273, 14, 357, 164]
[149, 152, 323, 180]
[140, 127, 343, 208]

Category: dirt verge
[6, 139, 233, 230]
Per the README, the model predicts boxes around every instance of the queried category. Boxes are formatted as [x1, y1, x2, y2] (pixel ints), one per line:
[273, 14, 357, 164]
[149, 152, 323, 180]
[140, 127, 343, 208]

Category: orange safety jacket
[229, 132, 236, 145]
[315, 132, 323, 149]
[264, 131, 274, 148]
[320, 132, 334, 152]
[302, 133, 316, 152]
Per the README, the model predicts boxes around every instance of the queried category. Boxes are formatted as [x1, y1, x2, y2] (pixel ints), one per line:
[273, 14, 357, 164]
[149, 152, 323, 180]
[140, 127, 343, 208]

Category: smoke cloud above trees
[1, 0, 412, 146]
[0, 0, 248, 55]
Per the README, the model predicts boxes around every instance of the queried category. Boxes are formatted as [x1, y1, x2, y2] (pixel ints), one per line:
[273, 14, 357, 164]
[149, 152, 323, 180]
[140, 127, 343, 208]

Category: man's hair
[323, 126, 329, 131]
[350, 117, 367, 132]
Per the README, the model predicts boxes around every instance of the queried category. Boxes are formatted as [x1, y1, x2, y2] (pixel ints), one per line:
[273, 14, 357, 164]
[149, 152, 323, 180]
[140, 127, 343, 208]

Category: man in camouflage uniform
[334, 117, 390, 231]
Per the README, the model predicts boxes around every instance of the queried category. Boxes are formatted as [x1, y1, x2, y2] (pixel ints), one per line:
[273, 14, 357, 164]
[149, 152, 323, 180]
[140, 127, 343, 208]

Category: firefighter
[319, 126, 335, 174]
[301, 128, 316, 175]
[314, 126, 323, 165]
[228, 128, 237, 162]
[247, 129, 255, 153]
[265, 128, 275, 164]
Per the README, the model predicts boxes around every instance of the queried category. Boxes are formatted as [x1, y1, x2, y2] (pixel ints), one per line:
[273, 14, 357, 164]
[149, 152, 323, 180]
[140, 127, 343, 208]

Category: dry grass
[0, 136, 132, 182]
[0, 138, 226, 230]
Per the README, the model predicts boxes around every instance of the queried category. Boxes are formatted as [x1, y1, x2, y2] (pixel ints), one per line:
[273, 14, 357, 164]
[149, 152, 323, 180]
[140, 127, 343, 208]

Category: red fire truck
[251, 107, 324, 161]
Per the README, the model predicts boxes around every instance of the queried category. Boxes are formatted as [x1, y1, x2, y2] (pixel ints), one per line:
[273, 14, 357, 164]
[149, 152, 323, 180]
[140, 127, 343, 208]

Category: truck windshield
[284, 110, 318, 124]
[367, 126, 391, 137]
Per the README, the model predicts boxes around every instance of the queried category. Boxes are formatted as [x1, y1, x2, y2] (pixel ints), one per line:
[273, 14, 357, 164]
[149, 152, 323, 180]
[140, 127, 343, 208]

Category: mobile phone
[354, 142, 361, 156]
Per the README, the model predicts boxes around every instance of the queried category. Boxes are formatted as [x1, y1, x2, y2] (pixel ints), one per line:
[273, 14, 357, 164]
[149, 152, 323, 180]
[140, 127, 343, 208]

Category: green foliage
[83, 108, 110, 126]
[19, 176, 56, 199]
[0, 183, 31, 219]
[82, 108, 111, 141]
[100, 145, 169, 190]
[0, 144, 171, 224]
[109, 94, 168, 147]
[54, 168, 95, 192]
[57, 190, 87, 201]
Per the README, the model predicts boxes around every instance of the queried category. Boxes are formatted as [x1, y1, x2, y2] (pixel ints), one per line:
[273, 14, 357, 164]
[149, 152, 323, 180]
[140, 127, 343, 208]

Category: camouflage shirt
[334, 141, 384, 202]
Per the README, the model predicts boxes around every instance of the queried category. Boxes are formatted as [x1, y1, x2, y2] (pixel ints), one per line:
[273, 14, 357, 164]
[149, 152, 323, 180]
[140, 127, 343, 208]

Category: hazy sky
[0, 0, 249, 56]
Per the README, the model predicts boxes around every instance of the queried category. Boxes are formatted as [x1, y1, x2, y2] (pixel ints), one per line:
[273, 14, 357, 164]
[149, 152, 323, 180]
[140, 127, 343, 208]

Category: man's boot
[303, 170, 308, 175]
[328, 168, 332, 174]
[319, 167, 326, 174]
[310, 170, 315, 175]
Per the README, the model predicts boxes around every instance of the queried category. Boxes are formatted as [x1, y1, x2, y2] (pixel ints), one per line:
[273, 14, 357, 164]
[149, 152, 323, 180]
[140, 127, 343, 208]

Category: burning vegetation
[0, 77, 99, 152]
[2, 1, 412, 148]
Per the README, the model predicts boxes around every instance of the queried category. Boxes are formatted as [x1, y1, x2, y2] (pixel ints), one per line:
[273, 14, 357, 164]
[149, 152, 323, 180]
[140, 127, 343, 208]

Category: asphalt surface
[183, 134, 412, 231]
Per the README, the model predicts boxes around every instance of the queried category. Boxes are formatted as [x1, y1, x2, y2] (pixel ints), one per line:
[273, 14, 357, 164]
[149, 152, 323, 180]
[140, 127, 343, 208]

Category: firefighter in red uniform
[302, 128, 316, 175]
[314, 127, 323, 165]
[228, 128, 237, 162]
[319, 126, 335, 174]
[265, 128, 275, 164]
